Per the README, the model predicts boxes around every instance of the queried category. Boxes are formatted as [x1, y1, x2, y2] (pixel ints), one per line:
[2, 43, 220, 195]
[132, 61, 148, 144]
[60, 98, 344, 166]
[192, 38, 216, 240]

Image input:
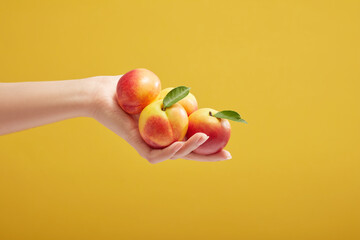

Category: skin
[157, 87, 198, 115]
[139, 100, 188, 148]
[116, 68, 161, 114]
[186, 108, 231, 155]
[0, 76, 232, 164]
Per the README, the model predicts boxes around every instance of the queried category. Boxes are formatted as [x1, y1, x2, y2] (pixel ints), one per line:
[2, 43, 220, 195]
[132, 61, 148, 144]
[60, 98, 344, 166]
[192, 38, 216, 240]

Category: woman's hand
[89, 76, 232, 164]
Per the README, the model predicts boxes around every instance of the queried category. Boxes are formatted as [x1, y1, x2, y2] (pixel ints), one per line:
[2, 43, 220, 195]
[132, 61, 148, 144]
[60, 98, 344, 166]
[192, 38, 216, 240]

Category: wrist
[81, 76, 120, 119]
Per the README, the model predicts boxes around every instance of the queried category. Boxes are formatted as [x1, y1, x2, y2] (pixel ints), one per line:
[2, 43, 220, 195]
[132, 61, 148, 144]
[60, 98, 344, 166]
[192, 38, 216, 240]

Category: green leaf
[213, 110, 248, 124]
[163, 86, 190, 109]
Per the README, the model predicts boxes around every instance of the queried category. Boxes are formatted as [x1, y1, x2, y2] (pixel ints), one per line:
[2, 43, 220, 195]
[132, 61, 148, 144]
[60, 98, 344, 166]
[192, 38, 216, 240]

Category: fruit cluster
[116, 68, 246, 155]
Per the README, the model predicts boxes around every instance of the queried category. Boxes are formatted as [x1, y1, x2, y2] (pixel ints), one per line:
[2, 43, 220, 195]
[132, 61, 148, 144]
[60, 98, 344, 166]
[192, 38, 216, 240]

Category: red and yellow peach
[186, 108, 231, 155]
[116, 68, 161, 114]
[139, 99, 188, 148]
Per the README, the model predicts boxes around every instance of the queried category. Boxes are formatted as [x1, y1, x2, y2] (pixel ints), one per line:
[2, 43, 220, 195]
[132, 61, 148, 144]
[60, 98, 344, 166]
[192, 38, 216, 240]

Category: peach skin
[116, 68, 161, 114]
[139, 99, 188, 148]
[186, 108, 231, 155]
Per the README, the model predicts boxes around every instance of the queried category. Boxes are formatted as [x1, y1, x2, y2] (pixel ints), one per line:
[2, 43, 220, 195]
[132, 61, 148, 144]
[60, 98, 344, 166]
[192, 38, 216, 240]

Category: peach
[157, 87, 198, 115]
[139, 99, 188, 148]
[116, 68, 161, 114]
[186, 108, 231, 155]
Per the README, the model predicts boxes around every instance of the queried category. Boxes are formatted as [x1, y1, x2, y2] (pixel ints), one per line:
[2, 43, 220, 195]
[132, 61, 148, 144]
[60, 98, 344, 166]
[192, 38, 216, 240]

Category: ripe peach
[186, 108, 231, 155]
[116, 68, 161, 114]
[157, 87, 198, 116]
[139, 99, 188, 148]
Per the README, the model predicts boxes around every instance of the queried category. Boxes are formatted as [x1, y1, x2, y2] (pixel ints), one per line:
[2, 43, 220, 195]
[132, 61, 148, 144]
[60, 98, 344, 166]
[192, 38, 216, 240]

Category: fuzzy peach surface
[139, 99, 188, 148]
[116, 68, 161, 114]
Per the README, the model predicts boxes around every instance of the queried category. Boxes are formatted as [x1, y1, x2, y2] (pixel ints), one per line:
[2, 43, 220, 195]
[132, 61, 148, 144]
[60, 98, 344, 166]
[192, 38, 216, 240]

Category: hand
[88, 76, 232, 164]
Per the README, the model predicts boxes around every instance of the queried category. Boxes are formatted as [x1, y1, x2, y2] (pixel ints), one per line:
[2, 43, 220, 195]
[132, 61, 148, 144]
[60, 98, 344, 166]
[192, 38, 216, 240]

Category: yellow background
[1, 0, 360, 239]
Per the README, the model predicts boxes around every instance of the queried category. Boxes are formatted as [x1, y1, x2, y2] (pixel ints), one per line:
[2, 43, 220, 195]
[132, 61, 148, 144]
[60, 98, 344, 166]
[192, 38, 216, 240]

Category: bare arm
[0, 76, 231, 163]
[0, 79, 95, 134]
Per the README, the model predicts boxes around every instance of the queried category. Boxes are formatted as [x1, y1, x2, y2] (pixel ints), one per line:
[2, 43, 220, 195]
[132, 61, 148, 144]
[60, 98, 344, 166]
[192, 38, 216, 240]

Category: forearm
[0, 79, 96, 135]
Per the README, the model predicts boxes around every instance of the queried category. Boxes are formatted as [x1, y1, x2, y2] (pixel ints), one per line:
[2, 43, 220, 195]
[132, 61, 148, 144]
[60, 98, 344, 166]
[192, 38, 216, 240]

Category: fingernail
[225, 152, 232, 160]
[197, 135, 209, 145]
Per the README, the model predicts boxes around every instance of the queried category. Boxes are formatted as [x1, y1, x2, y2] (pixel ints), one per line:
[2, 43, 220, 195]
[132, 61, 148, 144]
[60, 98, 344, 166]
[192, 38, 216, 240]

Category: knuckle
[170, 155, 178, 160]
[145, 155, 158, 164]
[146, 156, 155, 163]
